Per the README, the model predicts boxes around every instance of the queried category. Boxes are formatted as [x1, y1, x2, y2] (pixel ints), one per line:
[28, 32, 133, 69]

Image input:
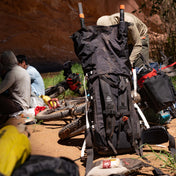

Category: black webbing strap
[117, 76, 131, 116]
[142, 163, 170, 176]
[85, 148, 94, 175]
[100, 78, 117, 154]
[100, 79, 116, 132]
[152, 166, 170, 176]
[85, 129, 94, 175]
[168, 133, 176, 161]
[125, 76, 143, 156]
[99, 74, 119, 88]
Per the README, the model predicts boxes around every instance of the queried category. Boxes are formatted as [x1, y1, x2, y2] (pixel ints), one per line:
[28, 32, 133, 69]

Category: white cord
[81, 139, 86, 158]
[134, 103, 150, 129]
[83, 74, 90, 129]
[133, 68, 137, 97]
[81, 74, 90, 158]
[132, 68, 150, 129]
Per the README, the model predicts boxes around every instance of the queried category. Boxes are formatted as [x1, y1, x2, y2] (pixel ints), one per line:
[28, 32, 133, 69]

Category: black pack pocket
[142, 126, 169, 144]
[116, 131, 134, 154]
[12, 155, 80, 176]
[143, 71, 176, 111]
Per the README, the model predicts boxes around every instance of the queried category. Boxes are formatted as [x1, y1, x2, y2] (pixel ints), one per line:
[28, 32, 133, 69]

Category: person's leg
[0, 95, 23, 124]
[0, 95, 22, 114]
[141, 34, 149, 65]
[133, 35, 150, 68]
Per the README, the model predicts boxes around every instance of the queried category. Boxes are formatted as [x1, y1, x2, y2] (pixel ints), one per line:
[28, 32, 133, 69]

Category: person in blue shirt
[16, 55, 45, 97]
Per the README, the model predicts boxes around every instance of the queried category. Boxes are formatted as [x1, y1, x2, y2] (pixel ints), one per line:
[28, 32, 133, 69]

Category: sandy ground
[3, 114, 176, 176]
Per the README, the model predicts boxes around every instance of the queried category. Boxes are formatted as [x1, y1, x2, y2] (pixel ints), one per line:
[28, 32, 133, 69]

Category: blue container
[158, 110, 171, 125]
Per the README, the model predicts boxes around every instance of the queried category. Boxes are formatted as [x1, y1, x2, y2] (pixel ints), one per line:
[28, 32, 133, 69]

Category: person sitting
[16, 54, 45, 97]
[0, 50, 31, 124]
[96, 12, 149, 68]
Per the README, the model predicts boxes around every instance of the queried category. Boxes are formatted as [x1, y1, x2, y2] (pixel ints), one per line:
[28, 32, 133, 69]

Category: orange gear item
[120, 4, 125, 9]
[79, 13, 85, 18]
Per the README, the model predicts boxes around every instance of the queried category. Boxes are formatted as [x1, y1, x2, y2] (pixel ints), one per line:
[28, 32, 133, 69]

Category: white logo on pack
[106, 96, 112, 102]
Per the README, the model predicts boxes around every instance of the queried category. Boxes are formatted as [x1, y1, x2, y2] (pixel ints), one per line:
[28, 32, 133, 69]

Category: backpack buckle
[122, 116, 128, 122]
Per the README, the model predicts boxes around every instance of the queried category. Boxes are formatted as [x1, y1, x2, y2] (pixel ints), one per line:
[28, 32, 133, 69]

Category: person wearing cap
[97, 10, 149, 68]
[16, 54, 45, 97]
[0, 50, 31, 124]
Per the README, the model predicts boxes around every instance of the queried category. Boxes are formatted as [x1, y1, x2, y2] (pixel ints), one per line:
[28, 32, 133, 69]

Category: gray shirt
[0, 51, 31, 109]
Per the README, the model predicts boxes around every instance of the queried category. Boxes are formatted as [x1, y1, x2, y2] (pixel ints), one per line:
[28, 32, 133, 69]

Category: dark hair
[16, 54, 28, 65]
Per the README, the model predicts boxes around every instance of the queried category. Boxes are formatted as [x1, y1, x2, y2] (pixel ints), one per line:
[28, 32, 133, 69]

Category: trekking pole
[133, 68, 137, 98]
[120, 4, 125, 22]
[78, 3, 88, 160]
[132, 68, 150, 129]
[118, 4, 126, 43]
[134, 103, 150, 129]
[78, 2, 85, 28]
[81, 74, 89, 160]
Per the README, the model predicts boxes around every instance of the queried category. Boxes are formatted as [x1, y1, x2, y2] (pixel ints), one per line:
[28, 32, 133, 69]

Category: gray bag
[87, 158, 168, 176]
[30, 92, 45, 108]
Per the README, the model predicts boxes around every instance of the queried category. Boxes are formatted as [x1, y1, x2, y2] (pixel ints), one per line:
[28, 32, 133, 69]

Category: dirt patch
[3, 116, 176, 176]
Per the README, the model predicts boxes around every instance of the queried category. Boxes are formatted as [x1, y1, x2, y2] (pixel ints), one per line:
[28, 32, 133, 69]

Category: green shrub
[171, 76, 176, 90]
[43, 63, 85, 99]
[143, 144, 176, 174]
[43, 70, 65, 89]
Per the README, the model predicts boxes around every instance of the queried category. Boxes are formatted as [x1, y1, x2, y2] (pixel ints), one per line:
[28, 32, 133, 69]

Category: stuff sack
[72, 18, 143, 174]
[138, 68, 176, 112]
[0, 125, 31, 176]
[12, 155, 80, 176]
[30, 92, 45, 108]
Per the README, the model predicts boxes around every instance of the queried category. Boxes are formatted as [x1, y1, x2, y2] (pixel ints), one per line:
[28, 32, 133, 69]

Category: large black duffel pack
[137, 65, 176, 112]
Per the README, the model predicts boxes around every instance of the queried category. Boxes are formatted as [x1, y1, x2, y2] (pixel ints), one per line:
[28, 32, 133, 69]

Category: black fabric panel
[71, 23, 131, 77]
[143, 71, 176, 111]
[12, 155, 79, 176]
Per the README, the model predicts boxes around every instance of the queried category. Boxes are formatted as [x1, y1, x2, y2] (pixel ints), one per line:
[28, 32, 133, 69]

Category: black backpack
[72, 18, 144, 174]
[72, 3, 176, 175]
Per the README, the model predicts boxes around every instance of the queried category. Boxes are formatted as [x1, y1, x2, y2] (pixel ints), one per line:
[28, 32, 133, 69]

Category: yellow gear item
[0, 125, 31, 176]
[40, 95, 51, 105]
[40, 95, 57, 107]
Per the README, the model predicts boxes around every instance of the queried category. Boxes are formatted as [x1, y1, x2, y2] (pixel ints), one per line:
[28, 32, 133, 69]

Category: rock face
[0, 0, 163, 72]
